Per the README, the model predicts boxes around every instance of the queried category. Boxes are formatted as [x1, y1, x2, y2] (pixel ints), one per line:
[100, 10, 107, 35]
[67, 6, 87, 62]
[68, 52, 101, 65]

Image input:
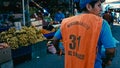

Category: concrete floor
[14, 41, 64, 68]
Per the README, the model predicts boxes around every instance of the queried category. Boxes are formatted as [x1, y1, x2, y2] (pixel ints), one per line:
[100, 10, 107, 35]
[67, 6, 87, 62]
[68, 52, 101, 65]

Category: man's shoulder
[62, 15, 76, 21]
[102, 20, 109, 26]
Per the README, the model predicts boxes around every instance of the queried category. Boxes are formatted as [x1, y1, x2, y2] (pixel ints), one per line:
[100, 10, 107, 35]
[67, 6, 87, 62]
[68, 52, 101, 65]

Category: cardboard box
[0, 47, 12, 64]
[31, 20, 43, 30]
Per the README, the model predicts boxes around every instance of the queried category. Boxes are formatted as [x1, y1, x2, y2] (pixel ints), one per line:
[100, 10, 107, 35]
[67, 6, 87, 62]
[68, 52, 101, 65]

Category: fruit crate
[0, 47, 12, 64]
[11, 45, 32, 65]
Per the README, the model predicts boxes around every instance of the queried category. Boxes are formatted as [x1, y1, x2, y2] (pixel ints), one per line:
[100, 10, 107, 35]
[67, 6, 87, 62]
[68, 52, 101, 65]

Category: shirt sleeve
[54, 29, 62, 40]
[99, 20, 116, 48]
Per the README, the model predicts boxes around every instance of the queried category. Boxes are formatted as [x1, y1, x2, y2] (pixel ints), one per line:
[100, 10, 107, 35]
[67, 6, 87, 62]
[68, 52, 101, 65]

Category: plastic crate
[0, 47, 12, 64]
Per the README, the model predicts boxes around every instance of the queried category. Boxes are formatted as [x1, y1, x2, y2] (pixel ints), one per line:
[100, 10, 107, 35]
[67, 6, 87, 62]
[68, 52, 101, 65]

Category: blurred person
[111, 10, 115, 22]
[44, 14, 53, 24]
[52, 0, 116, 68]
[54, 9, 65, 23]
[65, 10, 70, 18]
[105, 4, 110, 12]
[103, 10, 113, 26]
[35, 11, 50, 30]
[117, 13, 120, 24]
[44, 13, 54, 31]
[74, 0, 80, 12]
[74, 8, 80, 15]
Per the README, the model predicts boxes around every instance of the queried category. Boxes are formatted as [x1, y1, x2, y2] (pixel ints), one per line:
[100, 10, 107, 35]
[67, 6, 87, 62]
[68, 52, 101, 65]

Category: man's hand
[103, 48, 116, 66]
[0, 43, 9, 48]
[56, 49, 65, 56]
[105, 60, 112, 66]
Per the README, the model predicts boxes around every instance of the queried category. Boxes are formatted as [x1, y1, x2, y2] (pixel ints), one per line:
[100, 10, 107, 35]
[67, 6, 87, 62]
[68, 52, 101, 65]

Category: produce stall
[0, 26, 46, 65]
[0, 0, 61, 66]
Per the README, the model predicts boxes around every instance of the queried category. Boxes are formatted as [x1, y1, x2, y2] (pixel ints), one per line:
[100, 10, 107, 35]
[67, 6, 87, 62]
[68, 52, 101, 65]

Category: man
[54, 8, 65, 23]
[74, 0, 80, 12]
[103, 10, 113, 26]
[53, 0, 116, 68]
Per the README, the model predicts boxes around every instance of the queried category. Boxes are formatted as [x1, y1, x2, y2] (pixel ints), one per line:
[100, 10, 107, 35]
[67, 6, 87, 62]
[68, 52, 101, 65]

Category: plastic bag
[47, 41, 56, 54]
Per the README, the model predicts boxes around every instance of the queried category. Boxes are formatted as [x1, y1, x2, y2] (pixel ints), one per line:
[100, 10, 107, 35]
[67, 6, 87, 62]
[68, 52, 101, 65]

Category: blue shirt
[54, 20, 116, 68]
[54, 12, 65, 23]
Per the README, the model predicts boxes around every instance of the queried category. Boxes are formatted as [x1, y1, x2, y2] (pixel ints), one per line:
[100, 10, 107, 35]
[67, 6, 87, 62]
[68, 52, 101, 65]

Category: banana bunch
[7, 37, 19, 49]
[36, 31, 46, 42]
[26, 28, 37, 44]
[28, 26, 37, 34]
[21, 26, 29, 30]
[0, 31, 13, 42]
[0, 26, 46, 49]
[7, 27, 16, 34]
[16, 33, 29, 47]
[0, 31, 8, 42]
[0, 31, 18, 49]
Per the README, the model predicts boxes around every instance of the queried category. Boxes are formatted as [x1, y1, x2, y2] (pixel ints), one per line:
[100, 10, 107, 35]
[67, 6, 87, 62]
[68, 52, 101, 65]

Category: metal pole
[26, 0, 30, 26]
[22, 0, 26, 26]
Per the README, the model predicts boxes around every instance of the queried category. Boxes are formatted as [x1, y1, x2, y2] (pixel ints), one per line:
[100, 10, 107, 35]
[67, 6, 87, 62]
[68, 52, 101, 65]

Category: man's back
[61, 14, 102, 68]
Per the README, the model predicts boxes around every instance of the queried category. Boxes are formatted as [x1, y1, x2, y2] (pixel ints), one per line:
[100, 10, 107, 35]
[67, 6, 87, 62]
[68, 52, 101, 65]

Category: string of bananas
[0, 26, 46, 49]
[7, 37, 19, 49]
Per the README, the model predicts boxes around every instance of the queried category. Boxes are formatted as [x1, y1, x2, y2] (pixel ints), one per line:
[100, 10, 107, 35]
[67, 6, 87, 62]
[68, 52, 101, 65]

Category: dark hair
[80, 1, 98, 12]
[105, 11, 108, 13]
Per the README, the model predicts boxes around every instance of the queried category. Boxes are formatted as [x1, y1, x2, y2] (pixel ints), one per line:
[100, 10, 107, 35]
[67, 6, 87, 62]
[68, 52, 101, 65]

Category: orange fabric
[41, 29, 55, 34]
[60, 14, 102, 68]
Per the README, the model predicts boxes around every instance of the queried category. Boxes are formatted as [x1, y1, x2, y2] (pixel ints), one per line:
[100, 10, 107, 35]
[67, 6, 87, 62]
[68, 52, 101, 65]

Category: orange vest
[60, 14, 102, 68]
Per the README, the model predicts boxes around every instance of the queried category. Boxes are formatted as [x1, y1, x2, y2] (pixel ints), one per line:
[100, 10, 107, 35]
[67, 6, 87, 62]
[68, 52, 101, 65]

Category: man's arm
[103, 48, 116, 65]
[52, 28, 63, 55]
[53, 37, 60, 52]
[100, 20, 116, 66]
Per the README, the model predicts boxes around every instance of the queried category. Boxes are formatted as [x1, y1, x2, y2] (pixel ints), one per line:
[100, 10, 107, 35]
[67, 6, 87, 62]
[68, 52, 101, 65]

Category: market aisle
[15, 23, 120, 68]
[15, 54, 64, 68]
